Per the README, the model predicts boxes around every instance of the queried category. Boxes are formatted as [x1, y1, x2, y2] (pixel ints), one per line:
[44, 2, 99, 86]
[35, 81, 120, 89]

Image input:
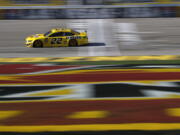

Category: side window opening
[49, 32, 64, 37]
[71, 30, 80, 35]
[44, 31, 51, 36]
[64, 32, 74, 36]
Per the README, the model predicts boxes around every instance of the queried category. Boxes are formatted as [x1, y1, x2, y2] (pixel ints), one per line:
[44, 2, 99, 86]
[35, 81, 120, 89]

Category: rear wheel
[68, 39, 78, 47]
[33, 40, 43, 48]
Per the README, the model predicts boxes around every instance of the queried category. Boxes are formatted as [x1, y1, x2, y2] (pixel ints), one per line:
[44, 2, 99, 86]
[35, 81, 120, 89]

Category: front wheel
[68, 39, 78, 47]
[33, 40, 43, 48]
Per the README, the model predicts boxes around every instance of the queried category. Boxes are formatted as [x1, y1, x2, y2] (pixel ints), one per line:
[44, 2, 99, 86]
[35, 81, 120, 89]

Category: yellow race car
[25, 28, 88, 47]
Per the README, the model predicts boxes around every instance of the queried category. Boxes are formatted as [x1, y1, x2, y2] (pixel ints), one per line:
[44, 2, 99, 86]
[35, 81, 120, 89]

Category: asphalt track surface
[0, 18, 180, 57]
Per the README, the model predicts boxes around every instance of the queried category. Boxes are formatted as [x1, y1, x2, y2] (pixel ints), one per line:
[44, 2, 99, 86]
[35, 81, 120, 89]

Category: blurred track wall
[0, 7, 177, 19]
[0, 0, 180, 19]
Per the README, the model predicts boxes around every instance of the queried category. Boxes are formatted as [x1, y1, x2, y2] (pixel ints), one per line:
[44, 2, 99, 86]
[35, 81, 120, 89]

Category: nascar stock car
[25, 28, 88, 47]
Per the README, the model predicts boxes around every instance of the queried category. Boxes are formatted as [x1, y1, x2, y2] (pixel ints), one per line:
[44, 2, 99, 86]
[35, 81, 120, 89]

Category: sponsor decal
[66, 36, 81, 39]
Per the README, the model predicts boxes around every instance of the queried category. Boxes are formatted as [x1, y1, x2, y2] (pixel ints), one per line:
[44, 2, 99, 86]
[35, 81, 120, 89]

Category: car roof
[51, 28, 72, 33]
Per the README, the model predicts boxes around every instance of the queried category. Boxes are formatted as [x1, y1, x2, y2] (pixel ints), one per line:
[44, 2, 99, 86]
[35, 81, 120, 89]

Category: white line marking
[19, 65, 99, 75]
[116, 32, 162, 34]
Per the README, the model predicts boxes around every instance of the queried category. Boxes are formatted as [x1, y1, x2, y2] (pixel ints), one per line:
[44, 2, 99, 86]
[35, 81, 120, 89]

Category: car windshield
[44, 31, 51, 36]
[72, 29, 80, 34]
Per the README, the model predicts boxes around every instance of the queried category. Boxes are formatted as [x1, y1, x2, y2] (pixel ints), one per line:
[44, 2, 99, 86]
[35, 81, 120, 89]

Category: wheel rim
[34, 41, 42, 47]
[36, 41, 41, 47]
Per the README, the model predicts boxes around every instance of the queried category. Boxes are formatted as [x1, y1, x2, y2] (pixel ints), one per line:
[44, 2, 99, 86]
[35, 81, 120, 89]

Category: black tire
[33, 40, 43, 48]
[68, 39, 78, 47]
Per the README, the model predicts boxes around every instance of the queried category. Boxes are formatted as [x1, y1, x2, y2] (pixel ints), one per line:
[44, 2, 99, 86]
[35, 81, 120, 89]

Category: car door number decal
[51, 38, 62, 44]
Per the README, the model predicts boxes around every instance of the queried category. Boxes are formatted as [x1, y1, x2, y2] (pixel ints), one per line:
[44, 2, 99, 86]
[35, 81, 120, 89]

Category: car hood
[26, 34, 44, 40]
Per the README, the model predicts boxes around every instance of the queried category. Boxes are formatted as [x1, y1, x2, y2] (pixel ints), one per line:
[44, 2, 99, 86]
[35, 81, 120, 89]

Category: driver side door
[48, 32, 64, 47]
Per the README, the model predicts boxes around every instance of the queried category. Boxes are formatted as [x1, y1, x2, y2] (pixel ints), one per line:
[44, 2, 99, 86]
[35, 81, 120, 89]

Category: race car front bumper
[25, 40, 33, 47]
